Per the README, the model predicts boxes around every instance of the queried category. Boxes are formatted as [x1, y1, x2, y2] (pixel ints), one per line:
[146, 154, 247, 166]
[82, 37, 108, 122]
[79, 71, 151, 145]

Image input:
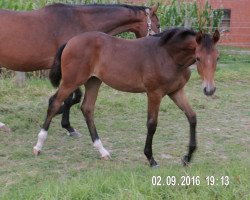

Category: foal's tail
[49, 43, 67, 88]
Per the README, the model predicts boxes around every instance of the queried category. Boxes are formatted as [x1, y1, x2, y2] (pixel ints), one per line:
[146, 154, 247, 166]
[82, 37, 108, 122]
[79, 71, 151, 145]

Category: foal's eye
[196, 57, 200, 62]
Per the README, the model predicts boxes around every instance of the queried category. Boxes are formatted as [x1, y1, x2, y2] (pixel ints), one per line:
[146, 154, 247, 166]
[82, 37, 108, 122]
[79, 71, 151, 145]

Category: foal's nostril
[203, 87, 207, 95]
[203, 87, 216, 96]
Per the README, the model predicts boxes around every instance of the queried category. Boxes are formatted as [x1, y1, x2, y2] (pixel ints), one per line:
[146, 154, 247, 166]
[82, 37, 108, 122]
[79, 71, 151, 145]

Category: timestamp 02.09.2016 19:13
[151, 176, 230, 186]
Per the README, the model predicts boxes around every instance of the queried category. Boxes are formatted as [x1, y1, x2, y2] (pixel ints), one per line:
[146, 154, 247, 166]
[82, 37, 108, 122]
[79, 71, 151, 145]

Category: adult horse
[0, 3, 160, 135]
[34, 28, 220, 166]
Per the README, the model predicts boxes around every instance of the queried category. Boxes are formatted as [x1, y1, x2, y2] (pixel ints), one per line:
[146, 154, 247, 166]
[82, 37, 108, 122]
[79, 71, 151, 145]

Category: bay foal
[35, 28, 220, 166]
[0, 3, 160, 135]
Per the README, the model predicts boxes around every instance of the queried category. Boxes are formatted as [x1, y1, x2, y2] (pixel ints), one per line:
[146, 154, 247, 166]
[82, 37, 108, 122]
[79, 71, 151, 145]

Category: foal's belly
[93, 69, 146, 93]
[98, 75, 146, 93]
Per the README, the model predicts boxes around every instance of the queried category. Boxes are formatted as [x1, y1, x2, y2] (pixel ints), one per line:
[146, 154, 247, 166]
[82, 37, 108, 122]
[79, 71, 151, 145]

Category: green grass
[219, 47, 250, 64]
[0, 63, 250, 199]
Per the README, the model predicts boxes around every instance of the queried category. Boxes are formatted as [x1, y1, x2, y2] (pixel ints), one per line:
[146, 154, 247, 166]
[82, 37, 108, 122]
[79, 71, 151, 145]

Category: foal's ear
[213, 29, 220, 43]
[150, 3, 159, 14]
[196, 31, 203, 44]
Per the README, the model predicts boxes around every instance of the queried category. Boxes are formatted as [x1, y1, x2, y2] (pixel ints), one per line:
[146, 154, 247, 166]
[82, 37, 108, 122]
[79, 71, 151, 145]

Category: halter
[145, 8, 156, 36]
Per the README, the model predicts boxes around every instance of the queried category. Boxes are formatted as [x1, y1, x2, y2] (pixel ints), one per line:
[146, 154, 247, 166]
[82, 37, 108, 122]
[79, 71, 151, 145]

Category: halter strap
[145, 8, 156, 36]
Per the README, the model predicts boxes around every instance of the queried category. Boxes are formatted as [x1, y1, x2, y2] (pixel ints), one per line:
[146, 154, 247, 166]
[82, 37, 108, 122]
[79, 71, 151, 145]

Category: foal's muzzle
[203, 87, 216, 96]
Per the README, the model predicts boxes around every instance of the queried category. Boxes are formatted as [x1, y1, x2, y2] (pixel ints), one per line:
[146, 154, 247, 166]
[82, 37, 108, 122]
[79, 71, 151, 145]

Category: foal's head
[157, 28, 220, 96]
[195, 31, 220, 96]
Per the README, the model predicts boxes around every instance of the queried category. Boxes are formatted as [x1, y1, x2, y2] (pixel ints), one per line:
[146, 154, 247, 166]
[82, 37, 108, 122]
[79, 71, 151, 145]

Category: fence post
[15, 72, 26, 86]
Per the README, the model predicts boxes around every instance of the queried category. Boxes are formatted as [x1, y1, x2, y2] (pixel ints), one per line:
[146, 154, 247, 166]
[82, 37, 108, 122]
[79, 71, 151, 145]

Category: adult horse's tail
[49, 44, 67, 88]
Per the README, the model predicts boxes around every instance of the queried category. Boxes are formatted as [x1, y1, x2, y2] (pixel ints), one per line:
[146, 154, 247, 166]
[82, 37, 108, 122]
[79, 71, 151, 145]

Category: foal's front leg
[144, 91, 162, 167]
[169, 88, 197, 166]
[33, 85, 77, 155]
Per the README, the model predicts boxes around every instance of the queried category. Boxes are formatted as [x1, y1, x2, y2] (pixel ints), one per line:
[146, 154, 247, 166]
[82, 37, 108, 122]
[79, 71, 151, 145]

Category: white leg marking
[93, 139, 111, 158]
[34, 129, 48, 152]
[0, 122, 6, 127]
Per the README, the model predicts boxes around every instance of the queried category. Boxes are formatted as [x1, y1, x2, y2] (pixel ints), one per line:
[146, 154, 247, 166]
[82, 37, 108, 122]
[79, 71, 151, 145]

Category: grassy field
[0, 62, 250, 199]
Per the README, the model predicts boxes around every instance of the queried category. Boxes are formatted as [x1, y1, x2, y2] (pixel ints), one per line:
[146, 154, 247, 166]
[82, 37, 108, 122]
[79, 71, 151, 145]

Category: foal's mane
[156, 28, 216, 51]
[45, 3, 148, 13]
[155, 28, 196, 46]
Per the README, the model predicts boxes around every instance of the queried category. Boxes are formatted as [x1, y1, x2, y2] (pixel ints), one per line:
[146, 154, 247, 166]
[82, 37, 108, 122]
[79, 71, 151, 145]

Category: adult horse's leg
[81, 77, 110, 159]
[144, 91, 162, 167]
[0, 122, 11, 132]
[33, 85, 77, 155]
[169, 88, 197, 166]
[60, 88, 83, 137]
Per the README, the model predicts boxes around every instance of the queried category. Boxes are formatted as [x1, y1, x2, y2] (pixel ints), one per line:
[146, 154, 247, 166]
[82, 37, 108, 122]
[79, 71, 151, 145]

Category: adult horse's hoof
[0, 125, 11, 133]
[33, 148, 41, 156]
[101, 155, 111, 160]
[68, 129, 82, 138]
[182, 155, 190, 166]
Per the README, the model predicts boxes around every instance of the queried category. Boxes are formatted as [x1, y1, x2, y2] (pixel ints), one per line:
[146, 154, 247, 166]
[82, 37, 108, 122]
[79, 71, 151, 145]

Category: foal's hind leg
[144, 91, 162, 167]
[81, 77, 110, 159]
[60, 88, 83, 137]
[48, 88, 82, 137]
[169, 88, 197, 166]
[33, 85, 77, 155]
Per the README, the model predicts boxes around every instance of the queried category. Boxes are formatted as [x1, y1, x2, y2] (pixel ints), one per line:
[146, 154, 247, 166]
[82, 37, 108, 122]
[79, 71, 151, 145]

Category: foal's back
[61, 32, 150, 92]
[61, 31, 188, 94]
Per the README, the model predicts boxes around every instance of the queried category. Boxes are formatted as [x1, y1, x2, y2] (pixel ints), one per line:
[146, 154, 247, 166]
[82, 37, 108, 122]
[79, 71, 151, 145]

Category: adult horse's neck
[68, 4, 147, 36]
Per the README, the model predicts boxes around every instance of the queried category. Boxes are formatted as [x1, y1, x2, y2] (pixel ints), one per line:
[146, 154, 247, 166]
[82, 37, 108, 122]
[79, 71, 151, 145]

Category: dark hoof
[151, 163, 160, 168]
[149, 159, 159, 168]
[182, 155, 190, 166]
[67, 129, 82, 138]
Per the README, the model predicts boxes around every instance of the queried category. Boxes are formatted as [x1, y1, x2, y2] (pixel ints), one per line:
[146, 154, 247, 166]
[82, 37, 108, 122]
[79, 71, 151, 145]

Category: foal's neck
[167, 38, 196, 69]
